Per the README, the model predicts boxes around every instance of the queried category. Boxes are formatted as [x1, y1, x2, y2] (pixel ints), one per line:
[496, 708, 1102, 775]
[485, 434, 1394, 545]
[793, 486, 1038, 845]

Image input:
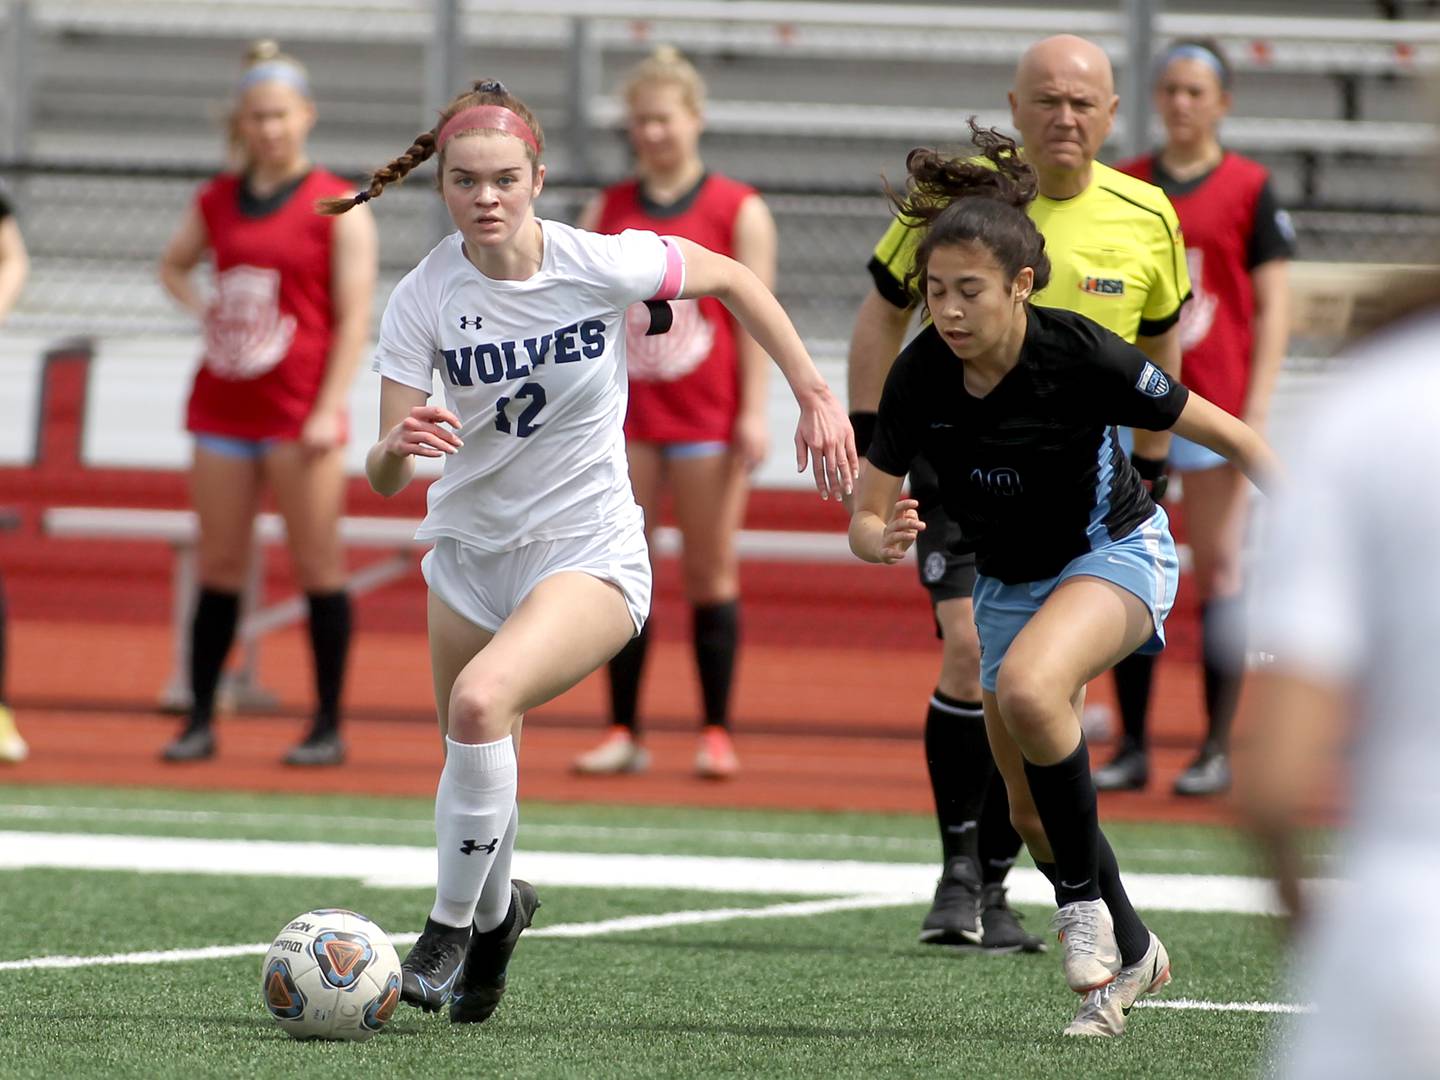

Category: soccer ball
[261, 908, 402, 1041]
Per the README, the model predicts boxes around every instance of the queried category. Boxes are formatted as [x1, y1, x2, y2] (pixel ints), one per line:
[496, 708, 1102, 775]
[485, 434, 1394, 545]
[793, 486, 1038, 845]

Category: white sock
[430, 735, 518, 928]
[473, 802, 519, 933]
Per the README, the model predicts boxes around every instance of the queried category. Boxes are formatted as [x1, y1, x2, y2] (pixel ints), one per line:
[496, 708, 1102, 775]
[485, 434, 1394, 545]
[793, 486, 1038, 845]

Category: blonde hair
[228, 40, 313, 166]
[317, 78, 545, 215]
[622, 45, 706, 114]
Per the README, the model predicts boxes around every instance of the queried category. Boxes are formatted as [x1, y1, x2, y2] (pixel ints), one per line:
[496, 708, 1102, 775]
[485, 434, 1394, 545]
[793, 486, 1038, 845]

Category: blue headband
[1160, 44, 1228, 85]
[237, 61, 310, 97]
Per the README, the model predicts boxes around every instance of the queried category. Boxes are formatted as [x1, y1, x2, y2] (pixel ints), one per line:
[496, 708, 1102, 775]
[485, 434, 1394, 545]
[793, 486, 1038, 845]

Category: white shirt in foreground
[373, 220, 670, 552]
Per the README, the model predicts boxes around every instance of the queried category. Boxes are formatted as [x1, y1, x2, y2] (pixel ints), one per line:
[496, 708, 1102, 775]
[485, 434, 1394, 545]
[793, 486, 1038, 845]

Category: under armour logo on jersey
[459, 838, 499, 856]
[458, 315, 483, 330]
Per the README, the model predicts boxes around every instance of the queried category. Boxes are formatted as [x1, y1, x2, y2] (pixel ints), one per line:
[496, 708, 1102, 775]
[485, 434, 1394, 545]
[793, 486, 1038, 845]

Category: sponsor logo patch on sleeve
[1080, 275, 1125, 296]
[1135, 361, 1170, 398]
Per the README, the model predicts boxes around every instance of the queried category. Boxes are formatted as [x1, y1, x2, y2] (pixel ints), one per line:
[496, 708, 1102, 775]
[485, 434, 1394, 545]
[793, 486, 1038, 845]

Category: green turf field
[0, 785, 1303, 1079]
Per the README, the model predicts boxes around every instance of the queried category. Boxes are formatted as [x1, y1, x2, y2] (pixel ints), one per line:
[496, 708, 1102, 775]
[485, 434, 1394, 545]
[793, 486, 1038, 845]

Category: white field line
[1134, 998, 1314, 1015]
[0, 895, 911, 973]
[0, 803, 933, 852]
[0, 830, 1298, 914]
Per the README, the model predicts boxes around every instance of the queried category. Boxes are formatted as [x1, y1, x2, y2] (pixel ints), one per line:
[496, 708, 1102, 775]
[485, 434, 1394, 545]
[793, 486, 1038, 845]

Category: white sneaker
[0, 705, 28, 764]
[1063, 932, 1172, 1037]
[1050, 898, 1122, 992]
[572, 727, 650, 775]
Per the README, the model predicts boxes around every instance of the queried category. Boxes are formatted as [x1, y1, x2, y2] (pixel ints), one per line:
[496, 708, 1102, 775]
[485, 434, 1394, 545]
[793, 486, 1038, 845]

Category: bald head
[1009, 34, 1120, 198]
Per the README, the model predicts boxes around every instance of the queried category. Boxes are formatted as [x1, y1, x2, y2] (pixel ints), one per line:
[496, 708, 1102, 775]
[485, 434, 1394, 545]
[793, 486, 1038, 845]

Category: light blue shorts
[194, 433, 277, 460]
[971, 508, 1180, 693]
[1118, 426, 1225, 473]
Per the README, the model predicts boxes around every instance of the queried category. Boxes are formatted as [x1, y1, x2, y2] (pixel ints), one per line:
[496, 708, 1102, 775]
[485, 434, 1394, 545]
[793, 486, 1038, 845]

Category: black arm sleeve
[867, 256, 917, 312]
[1247, 179, 1297, 268]
[1091, 328, 1190, 431]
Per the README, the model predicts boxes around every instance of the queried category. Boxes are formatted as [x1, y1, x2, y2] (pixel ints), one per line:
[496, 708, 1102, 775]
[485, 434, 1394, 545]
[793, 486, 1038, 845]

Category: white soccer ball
[261, 908, 403, 1042]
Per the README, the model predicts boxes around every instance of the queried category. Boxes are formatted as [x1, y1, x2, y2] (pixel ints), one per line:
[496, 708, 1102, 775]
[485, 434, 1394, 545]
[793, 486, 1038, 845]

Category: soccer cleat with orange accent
[694, 725, 739, 779]
[1051, 898, 1122, 992]
[572, 727, 650, 775]
[0, 706, 28, 764]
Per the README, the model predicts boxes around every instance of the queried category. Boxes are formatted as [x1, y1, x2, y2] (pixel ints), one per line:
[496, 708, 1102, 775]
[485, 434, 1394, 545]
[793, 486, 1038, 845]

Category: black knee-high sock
[607, 624, 650, 732]
[1023, 737, 1102, 907]
[924, 691, 992, 867]
[1201, 597, 1244, 752]
[189, 587, 240, 731]
[693, 601, 739, 730]
[1113, 652, 1156, 749]
[978, 771, 1025, 885]
[1097, 830, 1151, 966]
[306, 591, 351, 735]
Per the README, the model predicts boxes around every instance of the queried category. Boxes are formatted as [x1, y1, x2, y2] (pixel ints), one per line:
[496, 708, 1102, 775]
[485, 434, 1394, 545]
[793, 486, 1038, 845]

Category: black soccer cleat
[918, 856, 983, 946]
[449, 880, 541, 1025]
[161, 725, 216, 762]
[1092, 741, 1149, 792]
[282, 728, 346, 767]
[978, 882, 1047, 953]
[400, 917, 471, 1012]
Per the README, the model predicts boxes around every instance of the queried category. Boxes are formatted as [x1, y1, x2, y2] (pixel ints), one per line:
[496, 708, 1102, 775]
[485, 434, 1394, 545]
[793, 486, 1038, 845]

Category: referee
[846, 34, 1189, 951]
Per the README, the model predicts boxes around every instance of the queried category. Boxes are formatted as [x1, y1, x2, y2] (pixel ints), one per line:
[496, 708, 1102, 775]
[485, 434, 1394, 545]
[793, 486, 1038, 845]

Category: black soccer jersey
[869, 305, 1190, 585]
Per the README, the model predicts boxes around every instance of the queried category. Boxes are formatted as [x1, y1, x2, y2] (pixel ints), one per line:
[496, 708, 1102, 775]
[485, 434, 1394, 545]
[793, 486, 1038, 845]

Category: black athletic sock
[924, 691, 992, 867]
[606, 624, 650, 733]
[693, 601, 739, 729]
[1201, 597, 1244, 752]
[1023, 737, 1102, 906]
[1034, 860, 1058, 886]
[306, 591, 351, 736]
[1113, 652, 1156, 750]
[978, 772, 1025, 885]
[189, 587, 241, 731]
[1098, 830, 1151, 966]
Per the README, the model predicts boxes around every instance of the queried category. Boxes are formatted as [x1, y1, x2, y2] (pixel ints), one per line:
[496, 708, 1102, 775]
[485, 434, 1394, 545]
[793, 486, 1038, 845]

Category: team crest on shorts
[1135, 361, 1170, 398]
[923, 551, 948, 584]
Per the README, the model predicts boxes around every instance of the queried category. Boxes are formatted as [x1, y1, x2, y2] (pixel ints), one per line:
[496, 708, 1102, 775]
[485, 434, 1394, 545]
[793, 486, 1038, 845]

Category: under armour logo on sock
[459, 837, 499, 856]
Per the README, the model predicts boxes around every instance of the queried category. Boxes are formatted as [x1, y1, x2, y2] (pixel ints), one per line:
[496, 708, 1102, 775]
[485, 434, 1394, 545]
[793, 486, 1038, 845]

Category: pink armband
[649, 237, 686, 302]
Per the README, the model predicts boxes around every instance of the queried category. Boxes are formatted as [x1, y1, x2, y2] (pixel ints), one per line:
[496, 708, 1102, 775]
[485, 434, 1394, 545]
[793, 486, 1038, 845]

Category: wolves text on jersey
[440, 319, 607, 387]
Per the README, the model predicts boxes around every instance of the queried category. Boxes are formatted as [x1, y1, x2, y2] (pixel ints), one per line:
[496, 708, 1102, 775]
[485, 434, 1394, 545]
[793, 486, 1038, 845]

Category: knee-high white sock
[473, 802, 519, 933]
[430, 735, 518, 928]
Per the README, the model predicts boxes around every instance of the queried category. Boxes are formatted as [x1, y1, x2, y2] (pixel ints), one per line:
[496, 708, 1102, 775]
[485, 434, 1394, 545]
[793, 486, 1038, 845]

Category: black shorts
[910, 454, 977, 604]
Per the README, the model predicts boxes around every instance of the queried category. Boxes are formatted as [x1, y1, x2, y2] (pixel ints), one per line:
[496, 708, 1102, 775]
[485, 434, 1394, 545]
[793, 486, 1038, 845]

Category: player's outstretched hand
[384, 405, 464, 459]
[794, 385, 857, 500]
[880, 498, 925, 564]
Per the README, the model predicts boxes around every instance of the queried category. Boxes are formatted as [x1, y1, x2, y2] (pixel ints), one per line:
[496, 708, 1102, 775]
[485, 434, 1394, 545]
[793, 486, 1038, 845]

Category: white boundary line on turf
[0, 895, 913, 972]
[1134, 998, 1314, 1014]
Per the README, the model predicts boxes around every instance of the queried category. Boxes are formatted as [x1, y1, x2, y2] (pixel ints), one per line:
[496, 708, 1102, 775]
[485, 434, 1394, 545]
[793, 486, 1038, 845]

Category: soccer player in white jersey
[318, 79, 854, 1025]
[1240, 304, 1440, 1078]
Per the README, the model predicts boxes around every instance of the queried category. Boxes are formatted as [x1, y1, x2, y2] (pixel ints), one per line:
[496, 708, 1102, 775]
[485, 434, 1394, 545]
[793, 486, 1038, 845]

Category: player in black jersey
[849, 129, 1277, 1037]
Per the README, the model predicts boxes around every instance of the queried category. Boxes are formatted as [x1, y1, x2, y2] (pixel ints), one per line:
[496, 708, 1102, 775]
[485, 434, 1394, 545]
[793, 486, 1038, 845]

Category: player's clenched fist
[384, 405, 464, 458]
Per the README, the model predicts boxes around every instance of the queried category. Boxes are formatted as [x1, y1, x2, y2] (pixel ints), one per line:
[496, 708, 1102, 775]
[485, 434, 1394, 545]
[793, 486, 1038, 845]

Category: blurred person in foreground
[156, 40, 377, 765]
[1241, 298, 1440, 1077]
[1097, 37, 1295, 797]
[573, 46, 777, 780]
[0, 181, 29, 763]
[848, 33, 1188, 952]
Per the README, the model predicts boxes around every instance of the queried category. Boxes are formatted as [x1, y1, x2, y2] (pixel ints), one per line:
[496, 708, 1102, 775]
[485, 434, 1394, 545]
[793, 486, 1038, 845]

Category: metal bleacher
[1, 0, 1437, 350]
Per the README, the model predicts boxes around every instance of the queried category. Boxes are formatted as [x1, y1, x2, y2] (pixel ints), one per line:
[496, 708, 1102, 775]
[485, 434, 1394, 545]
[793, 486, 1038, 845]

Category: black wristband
[1129, 452, 1168, 482]
[849, 410, 878, 456]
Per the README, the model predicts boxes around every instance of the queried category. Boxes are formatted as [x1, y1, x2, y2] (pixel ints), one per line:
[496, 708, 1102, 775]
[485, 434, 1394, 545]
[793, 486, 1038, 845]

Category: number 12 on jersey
[494, 382, 546, 438]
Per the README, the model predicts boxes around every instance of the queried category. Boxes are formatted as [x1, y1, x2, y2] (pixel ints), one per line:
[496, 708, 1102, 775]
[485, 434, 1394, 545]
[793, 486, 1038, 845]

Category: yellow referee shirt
[868, 159, 1191, 343]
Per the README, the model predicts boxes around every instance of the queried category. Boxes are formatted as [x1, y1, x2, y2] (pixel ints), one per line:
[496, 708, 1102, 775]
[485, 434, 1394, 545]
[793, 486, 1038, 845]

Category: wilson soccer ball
[261, 908, 402, 1041]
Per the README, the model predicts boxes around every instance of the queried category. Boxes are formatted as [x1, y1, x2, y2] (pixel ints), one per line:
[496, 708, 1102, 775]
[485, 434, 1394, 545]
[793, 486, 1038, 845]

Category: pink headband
[437, 105, 541, 155]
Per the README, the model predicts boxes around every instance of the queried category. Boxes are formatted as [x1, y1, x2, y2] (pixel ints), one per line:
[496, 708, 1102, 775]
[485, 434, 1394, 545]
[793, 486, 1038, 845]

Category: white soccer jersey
[1253, 311, 1440, 1079]
[373, 220, 677, 552]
